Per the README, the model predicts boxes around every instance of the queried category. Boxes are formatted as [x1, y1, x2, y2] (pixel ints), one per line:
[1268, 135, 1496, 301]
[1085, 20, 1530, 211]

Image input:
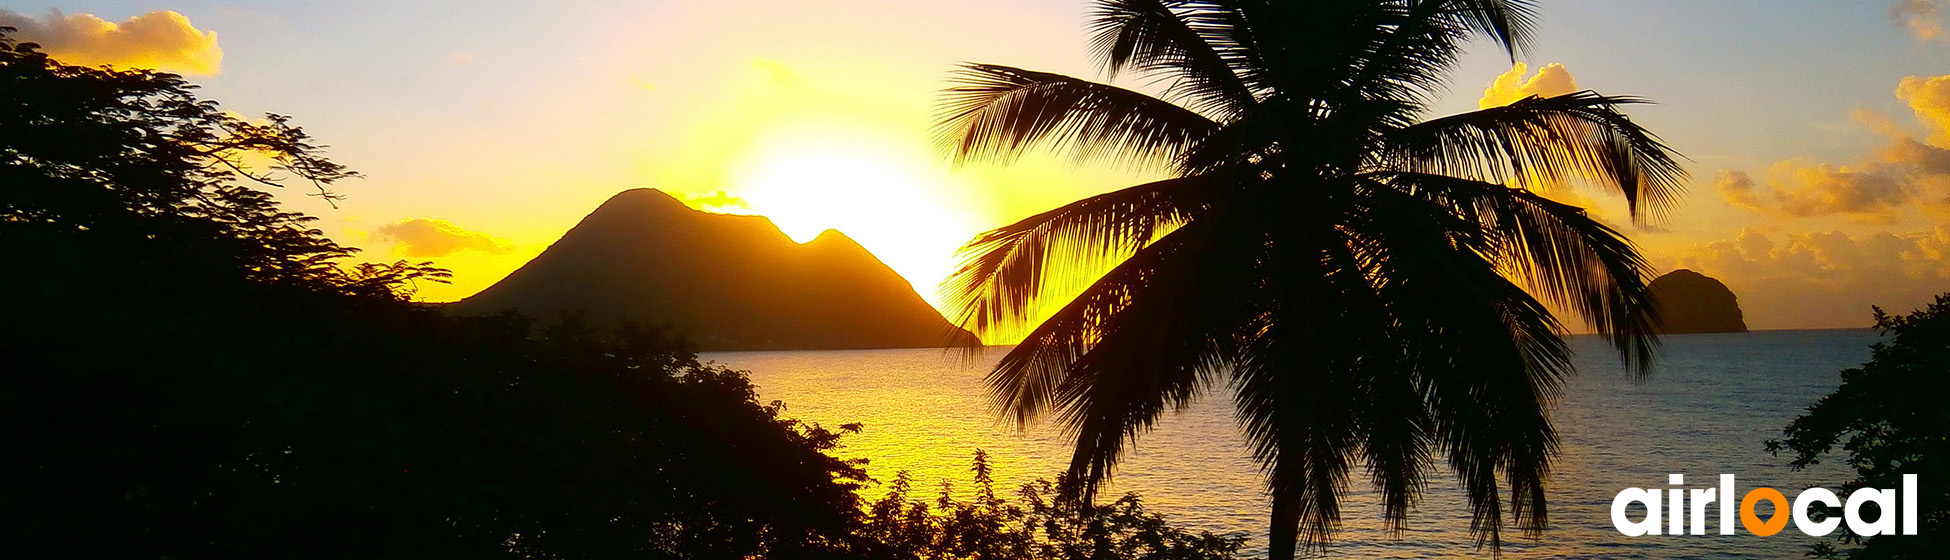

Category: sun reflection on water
[710, 329, 1875, 558]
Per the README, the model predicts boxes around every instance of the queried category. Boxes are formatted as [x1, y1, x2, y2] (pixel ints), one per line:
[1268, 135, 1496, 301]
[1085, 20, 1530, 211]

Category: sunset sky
[5, 0, 1948, 331]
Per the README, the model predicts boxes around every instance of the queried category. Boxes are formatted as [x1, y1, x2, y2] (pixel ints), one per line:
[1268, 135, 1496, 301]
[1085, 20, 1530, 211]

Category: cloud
[681, 190, 751, 211]
[1715, 170, 1764, 209]
[1672, 225, 1950, 328]
[374, 218, 514, 258]
[1877, 136, 1950, 175]
[1719, 160, 1916, 218]
[1479, 62, 1580, 109]
[1898, 74, 1950, 146]
[1892, 0, 1945, 41]
[0, 9, 221, 74]
[1718, 75, 1950, 218]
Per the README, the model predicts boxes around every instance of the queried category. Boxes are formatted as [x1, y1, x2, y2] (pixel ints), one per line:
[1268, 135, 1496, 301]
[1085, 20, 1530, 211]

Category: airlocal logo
[1612, 474, 1919, 537]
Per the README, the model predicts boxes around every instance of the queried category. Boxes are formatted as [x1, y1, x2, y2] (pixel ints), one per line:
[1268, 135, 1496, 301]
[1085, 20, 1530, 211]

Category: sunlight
[712, 123, 983, 310]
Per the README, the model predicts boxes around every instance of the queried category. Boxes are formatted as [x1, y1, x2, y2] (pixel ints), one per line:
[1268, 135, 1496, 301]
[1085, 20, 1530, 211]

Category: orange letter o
[1741, 488, 1790, 536]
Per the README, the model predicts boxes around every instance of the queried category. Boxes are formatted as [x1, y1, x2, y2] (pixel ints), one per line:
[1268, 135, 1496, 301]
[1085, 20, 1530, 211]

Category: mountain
[448, 188, 979, 351]
[1647, 269, 1749, 334]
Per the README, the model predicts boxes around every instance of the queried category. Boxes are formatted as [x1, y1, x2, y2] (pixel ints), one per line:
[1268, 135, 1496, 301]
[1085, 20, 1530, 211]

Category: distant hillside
[448, 188, 979, 351]
[1648, 269, 1749, 334]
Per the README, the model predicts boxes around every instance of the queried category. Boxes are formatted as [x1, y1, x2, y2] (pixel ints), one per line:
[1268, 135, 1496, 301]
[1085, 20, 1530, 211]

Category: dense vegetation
[0, 31, 1237, 559]
[0, 31, 870, 559]
[1770, 295, 1950, 559]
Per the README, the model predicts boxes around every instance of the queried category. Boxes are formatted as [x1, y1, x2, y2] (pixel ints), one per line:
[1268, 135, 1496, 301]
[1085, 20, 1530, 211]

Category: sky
[3, 0, 1948, 331]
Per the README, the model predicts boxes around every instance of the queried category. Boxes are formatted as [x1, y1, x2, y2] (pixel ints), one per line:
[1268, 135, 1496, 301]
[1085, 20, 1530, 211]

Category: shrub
[856, 451, 1247, 560]
[1769, 295, 1950, 559]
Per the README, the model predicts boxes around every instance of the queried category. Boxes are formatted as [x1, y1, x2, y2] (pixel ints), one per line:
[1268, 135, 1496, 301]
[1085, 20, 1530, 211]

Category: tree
[1, 30, 870, 559]
[1768, 295, 1950, 559]
[0, 27, 442, 297]
[934, 2, 1683, 558]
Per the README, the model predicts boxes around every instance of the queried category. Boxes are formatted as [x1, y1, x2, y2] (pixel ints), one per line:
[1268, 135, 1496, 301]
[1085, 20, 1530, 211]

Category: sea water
[707, 329, 1880, 559]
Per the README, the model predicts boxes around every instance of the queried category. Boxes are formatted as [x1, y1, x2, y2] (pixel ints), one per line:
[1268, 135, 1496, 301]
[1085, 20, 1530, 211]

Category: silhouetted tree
[1769, 295, 1950, 559]
[1, 30, 868, 559]
[934, 2, 1684, 558]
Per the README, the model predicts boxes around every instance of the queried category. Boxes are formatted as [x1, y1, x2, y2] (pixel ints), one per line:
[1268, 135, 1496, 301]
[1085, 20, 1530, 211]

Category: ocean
[705, 329, 1881, 559]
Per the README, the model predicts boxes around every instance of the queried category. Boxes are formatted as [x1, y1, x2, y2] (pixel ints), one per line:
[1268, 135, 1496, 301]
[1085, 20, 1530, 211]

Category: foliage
[1767, 295, 1950, 559]
[856, 451, 1246, 560]
[933, 2, 1685, 558]
[2, 31, 869, 559]
[0, 29, 1248, 560]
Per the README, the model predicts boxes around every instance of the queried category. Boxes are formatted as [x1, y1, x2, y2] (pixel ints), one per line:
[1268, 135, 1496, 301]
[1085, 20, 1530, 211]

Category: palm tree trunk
[1268, 486, 1303, 560]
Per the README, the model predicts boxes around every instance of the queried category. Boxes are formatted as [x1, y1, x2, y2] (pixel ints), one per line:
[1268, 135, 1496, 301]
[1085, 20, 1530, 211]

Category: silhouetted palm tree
[935, 2, 1683, 558]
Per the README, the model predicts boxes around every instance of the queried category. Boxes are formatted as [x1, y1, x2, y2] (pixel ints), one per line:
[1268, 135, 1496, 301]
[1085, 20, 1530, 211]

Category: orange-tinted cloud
[0, 9, 221, 74]
[1673, 225, 1950, 328]
[375, 218, 514, 258]
[1719, 75, 1950, 218]
[1479, 62, 1579, 109]
[1718, 161, 1918, 218]
[1715, 170, 1764, 209]
[1892, 0, 1945, 42]
[1898, 75, 1950, 146]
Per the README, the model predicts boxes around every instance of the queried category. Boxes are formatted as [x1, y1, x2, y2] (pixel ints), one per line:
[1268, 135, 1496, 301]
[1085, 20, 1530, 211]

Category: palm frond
[1233, 311, 1364, 555]
[1347, 179, 1570, 547]
[977, 219, 1187, 429]
[1439, 0, 1539, 58]
[942, 173, 1221, 338]
[1088, 0, 1258, 117]
[1382, 92, 1688, 224]
[1328, 0, 1517, 114]
[1384, 171, 1661, 374]
[1052, 242, 1234, 500]
[936, 63, 1221, 169]
[1217, 206, 1392, 554]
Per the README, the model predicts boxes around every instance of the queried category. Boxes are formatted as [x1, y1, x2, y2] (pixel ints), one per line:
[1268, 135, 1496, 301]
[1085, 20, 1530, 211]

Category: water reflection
[708, 329, 1876, 558]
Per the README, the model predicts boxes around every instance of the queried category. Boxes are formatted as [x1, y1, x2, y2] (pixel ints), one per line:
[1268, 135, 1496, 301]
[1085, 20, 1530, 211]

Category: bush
[1768, 294, 1950, 559]
[855, 451, 1247, 560]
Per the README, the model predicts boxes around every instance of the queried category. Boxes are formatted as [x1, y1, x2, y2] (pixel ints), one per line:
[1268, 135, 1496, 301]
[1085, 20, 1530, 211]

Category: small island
[1647, 269, 1750, 334]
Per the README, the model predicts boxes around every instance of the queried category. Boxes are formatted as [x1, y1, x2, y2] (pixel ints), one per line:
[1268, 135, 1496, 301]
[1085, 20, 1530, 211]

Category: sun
[709, 124, 984, 311]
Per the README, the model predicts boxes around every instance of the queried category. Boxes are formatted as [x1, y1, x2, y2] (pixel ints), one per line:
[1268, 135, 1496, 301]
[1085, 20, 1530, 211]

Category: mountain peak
[593, 188, 689, 215]
[450, 189, 979, 351]
[808, 228, 859, 246]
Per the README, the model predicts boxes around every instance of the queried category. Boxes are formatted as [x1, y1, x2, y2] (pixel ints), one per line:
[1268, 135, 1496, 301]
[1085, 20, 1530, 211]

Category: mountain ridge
[448, 188, 979, 351]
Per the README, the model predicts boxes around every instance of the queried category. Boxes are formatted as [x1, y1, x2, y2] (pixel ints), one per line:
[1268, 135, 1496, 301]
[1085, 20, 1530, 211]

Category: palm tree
[934, 1, 1683, 558]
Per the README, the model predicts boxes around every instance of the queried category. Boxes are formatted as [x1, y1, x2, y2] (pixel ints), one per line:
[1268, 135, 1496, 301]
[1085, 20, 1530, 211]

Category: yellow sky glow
[121, 0, 1942, 333]
[702, 120, 986, 307]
